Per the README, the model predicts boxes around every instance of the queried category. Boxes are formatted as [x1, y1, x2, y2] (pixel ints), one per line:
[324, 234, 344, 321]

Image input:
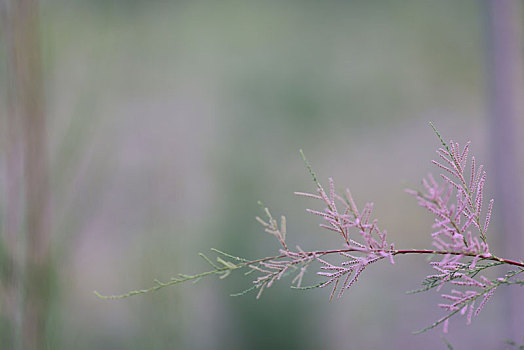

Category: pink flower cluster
[296, 177, 394, 300]
[407, 140, 493, 256]
[407, 138, 498, 331]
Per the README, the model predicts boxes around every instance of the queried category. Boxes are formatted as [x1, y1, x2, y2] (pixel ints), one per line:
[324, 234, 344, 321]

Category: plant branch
[94, 245, 524, 300]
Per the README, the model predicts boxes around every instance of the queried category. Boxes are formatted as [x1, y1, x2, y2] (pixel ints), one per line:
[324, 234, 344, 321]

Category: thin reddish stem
[248, 248, 524, 268]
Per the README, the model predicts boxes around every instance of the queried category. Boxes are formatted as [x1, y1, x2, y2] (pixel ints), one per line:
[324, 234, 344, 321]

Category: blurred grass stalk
[1, 0, 52, 349]
[485, 0, 524, 342]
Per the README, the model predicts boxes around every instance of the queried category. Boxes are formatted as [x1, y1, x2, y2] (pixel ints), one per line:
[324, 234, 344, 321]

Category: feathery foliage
[95, 125, 524, 335]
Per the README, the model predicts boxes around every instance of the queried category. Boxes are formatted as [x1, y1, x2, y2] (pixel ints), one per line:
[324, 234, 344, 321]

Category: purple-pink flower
[96, 126, 524, 337]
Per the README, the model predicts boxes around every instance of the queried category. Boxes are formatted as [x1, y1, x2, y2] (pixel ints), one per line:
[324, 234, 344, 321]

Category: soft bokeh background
[1, 0, 524, 349]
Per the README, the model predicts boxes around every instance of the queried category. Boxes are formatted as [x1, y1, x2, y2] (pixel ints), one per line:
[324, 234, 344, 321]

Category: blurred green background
[1, 0, 523, 349]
